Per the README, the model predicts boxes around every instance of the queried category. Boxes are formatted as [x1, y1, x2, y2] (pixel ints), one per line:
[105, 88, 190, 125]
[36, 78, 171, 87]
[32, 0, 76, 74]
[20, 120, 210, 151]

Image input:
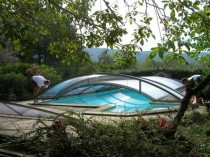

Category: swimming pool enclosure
[36, 73, 185, 113]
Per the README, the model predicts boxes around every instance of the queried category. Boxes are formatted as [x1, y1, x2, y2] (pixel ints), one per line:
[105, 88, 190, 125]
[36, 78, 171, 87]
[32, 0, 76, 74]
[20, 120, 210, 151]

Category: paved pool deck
[0, 100, 208, 137]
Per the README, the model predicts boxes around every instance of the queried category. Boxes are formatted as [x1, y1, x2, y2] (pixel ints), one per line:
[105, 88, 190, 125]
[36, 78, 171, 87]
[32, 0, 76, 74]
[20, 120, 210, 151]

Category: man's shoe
[34, 99, 38, 103]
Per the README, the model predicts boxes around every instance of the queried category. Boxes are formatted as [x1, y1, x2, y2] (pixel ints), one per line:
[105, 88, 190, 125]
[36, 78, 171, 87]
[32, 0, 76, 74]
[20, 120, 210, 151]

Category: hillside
[85, 48, 210, 64]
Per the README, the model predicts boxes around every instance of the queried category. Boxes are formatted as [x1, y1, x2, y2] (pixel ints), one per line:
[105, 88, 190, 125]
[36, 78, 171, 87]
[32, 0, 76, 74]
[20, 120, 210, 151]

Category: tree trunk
[169, 74, 210, 136]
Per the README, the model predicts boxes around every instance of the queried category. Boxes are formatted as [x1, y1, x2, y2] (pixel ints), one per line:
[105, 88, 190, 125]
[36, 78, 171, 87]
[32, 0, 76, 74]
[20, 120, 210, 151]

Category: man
[181, 75, 202, 88]
[32, 75, 50, 100]
[181, 74, 202, 105]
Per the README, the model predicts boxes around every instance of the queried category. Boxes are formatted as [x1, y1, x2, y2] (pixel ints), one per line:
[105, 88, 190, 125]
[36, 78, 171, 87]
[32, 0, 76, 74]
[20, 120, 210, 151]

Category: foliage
[96, 50, 206, 75]
[0, 111, 209, 156]
[25, 64, 61, 84]
[201, 64, 210, 82]
[150, 0, 210, 62]
[97, 50, 119, 72]
[0, 59, 205, 100]
[112, 50, 138, 69]
[0, 49, 19, 65]
[98, 50, 114, 65]
[0, 63, 62, 100]
[0, 63, 32, 100]
[0, 72, 27, 100]
[0, 0, 91, 65]
[100, 59, 204, 79]
[178, 111, 210, 155]
[140, 59, 205, 71]
[0, 63, 30, 76]
[0, 0, 209, 66]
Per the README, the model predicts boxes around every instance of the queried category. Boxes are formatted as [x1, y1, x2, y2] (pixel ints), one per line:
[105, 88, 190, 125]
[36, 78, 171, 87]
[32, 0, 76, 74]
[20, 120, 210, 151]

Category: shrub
[2, 112, 208, 156]
[0, 72, 27, 100]
[0, 63, 62, 100]
[1, 63, 31, 76]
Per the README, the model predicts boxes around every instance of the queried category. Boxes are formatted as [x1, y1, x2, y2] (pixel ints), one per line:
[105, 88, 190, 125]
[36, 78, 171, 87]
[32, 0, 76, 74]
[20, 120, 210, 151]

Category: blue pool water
[47, 89, 179, 112]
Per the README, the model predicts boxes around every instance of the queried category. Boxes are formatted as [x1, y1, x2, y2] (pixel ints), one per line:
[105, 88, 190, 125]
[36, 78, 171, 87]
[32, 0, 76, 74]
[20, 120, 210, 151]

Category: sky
[89, 0, 209, 54]
[91, 0, 167, 51]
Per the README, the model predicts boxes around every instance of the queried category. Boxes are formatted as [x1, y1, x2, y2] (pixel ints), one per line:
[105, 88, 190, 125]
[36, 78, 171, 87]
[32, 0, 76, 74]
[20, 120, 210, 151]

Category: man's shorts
[32, 80, 38, 87]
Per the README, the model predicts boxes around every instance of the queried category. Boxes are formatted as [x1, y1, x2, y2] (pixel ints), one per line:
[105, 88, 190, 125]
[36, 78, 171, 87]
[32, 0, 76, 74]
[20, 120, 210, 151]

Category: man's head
[181, 78, 188, 86]
[44, 80, 50, 88]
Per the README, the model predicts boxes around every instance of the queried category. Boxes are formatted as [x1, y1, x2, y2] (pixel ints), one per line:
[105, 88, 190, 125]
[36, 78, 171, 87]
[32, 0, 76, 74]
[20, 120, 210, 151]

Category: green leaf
[164, 4, 168, 9]
[177, 4, 182, 11]
[140, 39, 144, 46]
[13, 40, 20, 51]
[170, 10, 175, 18]
[147, 17, 152, 22]
[194, 1, 200, 6]
[158, 49, 164, 59]
[169, 3, 174, 10]
[149, 48, 159, 59]
[178, 50, 183, 55]
[193, 3, 200, 10]
[165, 55, 172, 62]
[20, 52, 25, 56]
[191, 31, 195, 37]
[169, 41, 176, 51]
[179, 56, 187, 64]
[185, 44, 191, 51]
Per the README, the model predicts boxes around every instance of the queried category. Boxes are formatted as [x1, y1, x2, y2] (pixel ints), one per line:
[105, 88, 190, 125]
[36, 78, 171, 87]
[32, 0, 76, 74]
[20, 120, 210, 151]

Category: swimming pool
[46, 89, 179, 113]
[37, 73, 184, 114]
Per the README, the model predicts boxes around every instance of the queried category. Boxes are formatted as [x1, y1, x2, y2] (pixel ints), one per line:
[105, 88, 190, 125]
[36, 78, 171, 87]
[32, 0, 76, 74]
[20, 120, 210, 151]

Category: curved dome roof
[38, 73, 184, 102]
